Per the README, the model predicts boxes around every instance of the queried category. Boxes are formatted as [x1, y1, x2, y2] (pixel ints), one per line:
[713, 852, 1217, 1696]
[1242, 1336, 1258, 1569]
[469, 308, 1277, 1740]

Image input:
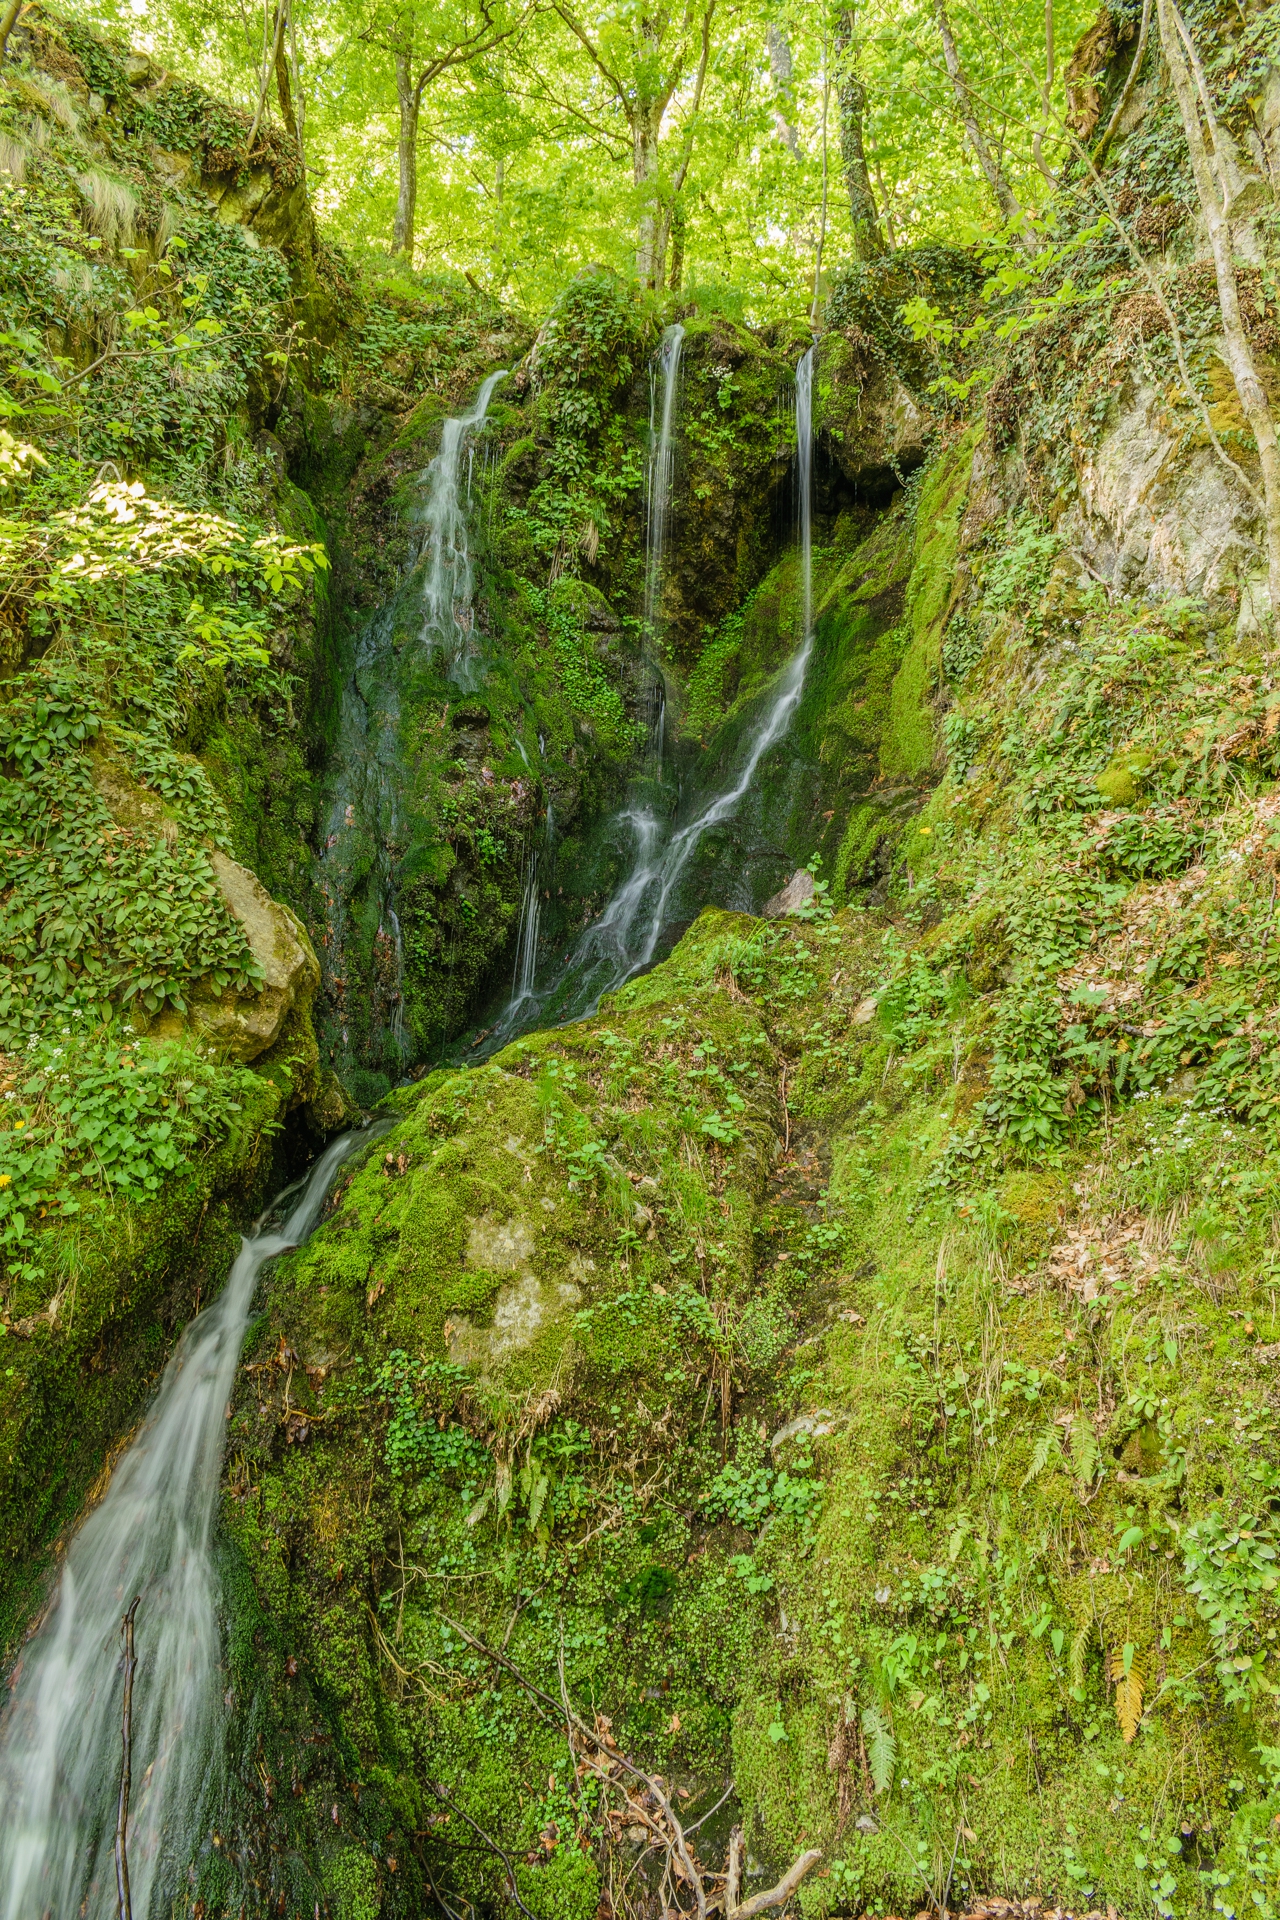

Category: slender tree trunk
[273, 3, 300, 148]
[934, 0, 1032, 248]
[0, 0, 23, 63]
[834, 9, 885, 260]
[246, 0, 285, 156]
[633, 106, 663, 286]
[1157, 0, 1280, 633]
[766, 26, 799, 154]
[668, 200, 686, 291]
[287, 0, 305, 163]
[812, 35, 830, 324]
[392, 47, 420, 258]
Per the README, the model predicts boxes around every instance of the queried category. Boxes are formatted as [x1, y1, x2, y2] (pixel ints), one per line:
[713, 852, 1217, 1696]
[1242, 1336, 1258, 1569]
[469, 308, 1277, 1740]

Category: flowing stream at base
[488, 343, 816, 1043]
[0, 1132, 368, 1920]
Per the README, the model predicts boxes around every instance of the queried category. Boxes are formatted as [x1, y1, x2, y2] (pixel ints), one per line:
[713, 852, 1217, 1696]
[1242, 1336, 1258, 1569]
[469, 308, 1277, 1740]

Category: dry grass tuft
[0, 134, 27, 181]
[75, 169, 138, 249]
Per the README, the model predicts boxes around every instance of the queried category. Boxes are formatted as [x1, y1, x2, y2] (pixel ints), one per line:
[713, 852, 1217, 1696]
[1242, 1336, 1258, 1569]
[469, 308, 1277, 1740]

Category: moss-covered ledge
[0, 1062, 297, 1653]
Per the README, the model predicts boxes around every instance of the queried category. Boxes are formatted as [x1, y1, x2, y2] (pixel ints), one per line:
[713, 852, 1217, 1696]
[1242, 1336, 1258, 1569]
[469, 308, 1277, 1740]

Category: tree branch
[667, 0, 715, 202]
[0, 0, 24, 63]
[1093, 0, 1152, 168]
[729, 1838, 823, 1920]
[553, 2, 630, 107]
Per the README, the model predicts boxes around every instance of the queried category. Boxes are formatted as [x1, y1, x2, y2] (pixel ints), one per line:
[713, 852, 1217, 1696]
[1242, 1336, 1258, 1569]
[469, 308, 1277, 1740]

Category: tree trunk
[0, 0, 23, 64]
[287, 0, 306, 163]
[1157, 0, 1280, 633]
[273, 3, 299, 148]
[834, 10, 885, 260]
[392, 46, 420, 258]
[633, 106, 663, 286]
[668, 200, 686, 290]
[766, 26, 799, 155]
[934, 0, 1031, 248]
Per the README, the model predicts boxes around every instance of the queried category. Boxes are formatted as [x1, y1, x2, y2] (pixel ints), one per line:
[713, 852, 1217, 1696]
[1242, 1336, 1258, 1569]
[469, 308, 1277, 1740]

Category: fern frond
[1105, 1640, 1146, 1741]
[1069, 1412, 1100, 1490]
[1114, 1663, 1145, 1742]
[1021, 1423, 1065, 1488]
[1069, 1620, 1093, 1691]
[860, 1703, 896, 1795]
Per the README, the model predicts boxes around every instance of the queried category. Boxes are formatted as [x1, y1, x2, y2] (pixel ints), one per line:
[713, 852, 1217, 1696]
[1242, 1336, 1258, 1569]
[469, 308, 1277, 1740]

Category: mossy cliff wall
[7, 8, 1280, 1920]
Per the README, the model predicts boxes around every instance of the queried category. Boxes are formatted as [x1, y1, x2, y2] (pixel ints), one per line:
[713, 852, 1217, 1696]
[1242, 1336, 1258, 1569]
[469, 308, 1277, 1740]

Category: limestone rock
[186, 853, 320, 1062]
[445, 1213, 582, 1375]
[1062, 377, 1260, 607]
[761, 869, 815, 917]
[770, 1409, 840, 1452]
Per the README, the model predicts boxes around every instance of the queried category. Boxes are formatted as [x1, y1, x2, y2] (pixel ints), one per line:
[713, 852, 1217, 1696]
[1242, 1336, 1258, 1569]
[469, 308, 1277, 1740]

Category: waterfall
[642, 324, 684, 767]
[508, 853, 542, 1012]
[387, 906, 407, 1059]
[319, 369, 508, 1076]
[0, 1133, 369, 1920]
[484, 344, 816, 1043]
[796, 342, 814, 644]
[418, 369, 509, 689]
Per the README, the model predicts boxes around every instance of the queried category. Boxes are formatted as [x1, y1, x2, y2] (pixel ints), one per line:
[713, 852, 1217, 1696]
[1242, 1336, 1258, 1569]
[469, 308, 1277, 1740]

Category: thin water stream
[0, 1132, 371, 1920]
[488, 343, 816, 1040]
[318, 373, 507, 1077]
[642, 323, 684, 769]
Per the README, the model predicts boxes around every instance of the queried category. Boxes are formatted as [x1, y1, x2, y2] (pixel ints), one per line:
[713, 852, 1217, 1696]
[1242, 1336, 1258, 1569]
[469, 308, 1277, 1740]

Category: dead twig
[115, 1596, 140, 1920]
[446, 1617, 821, 1920]
[425, 1776, 539, 1920]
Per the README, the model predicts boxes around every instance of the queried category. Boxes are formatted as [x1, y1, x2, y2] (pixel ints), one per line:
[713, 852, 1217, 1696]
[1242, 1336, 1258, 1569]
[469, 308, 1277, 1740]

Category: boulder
[761, 869, 815, 917]
[185, 853, 320, 1062]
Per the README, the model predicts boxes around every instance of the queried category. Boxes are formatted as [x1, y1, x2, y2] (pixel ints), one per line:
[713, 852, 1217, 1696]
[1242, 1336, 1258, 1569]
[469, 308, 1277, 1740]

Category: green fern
[861, 1704, 896, 1794]
[1069, 1412, 1100, 1490]
[1020, 1423, 1065, 1488]
[1069, 1621, 1093, 1691]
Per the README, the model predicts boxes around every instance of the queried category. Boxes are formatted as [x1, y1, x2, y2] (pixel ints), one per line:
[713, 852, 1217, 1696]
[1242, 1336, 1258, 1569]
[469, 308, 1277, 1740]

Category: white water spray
[320, 369, 508, 1073]
[487, 344, 816, 1041]
[642, 324, 684, 765]
[508, 853, 542, 1015]
[417, 368, 509, 687]
[564, 344, 816, 997]
[0, 1133, 367, 1920]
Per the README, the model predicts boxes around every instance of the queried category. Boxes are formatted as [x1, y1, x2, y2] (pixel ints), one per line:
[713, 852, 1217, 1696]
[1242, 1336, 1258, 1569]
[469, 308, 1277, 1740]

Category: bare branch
[1093, 0, 1152, 168]
[730, 1844, 823, 1920]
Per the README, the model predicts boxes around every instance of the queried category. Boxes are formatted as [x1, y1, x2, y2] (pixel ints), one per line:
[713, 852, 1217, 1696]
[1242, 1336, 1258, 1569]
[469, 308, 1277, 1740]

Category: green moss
[880, 426, 981, 782]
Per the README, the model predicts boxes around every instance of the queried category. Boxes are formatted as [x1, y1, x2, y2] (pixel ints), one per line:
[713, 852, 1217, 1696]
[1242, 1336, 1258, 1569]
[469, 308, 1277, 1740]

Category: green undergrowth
[220, 396, 1280, 1916]
[0, 4, 359, 1618]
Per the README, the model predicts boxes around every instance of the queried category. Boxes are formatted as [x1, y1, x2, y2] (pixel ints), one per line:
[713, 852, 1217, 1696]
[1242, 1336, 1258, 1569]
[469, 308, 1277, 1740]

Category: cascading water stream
[319, 371, 507, 1074]
[419, 369, 509, 688]
[507, 853, 542, 1019]
[487, 344, 816, 1043]
[0, 1132, 370, 1920]
[642, 324, 684, 770]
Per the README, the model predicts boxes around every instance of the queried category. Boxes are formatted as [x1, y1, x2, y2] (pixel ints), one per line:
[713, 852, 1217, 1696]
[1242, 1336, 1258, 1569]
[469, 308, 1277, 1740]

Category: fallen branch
[444, 1617, 821, 1920]
[726, 1826, 823, 1920]
[115, 1596, 140, 1920]
[424, 1777, 538, 1920]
